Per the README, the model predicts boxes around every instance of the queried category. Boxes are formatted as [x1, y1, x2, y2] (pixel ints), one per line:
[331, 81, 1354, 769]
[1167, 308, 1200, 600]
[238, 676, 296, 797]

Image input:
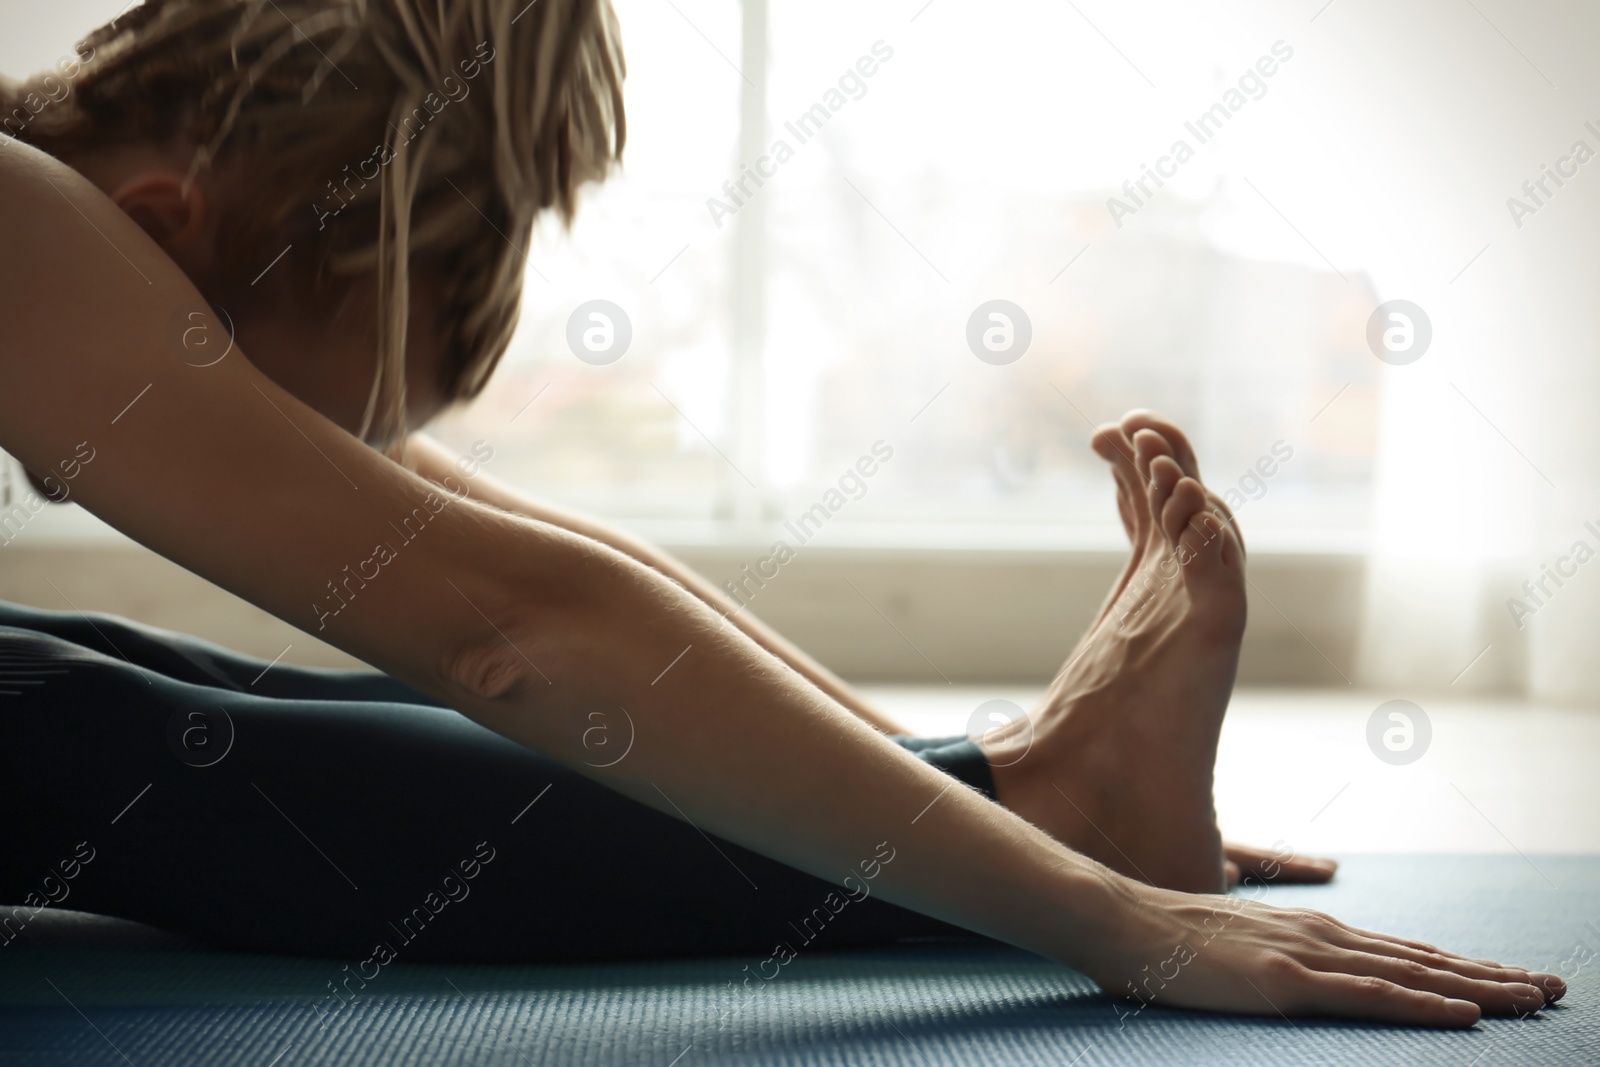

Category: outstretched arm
[392, 431, 910, 733]
[0, 143, 1562, 1025]
[0, 143, 1124, 967]
[395, 435, 1341, 889]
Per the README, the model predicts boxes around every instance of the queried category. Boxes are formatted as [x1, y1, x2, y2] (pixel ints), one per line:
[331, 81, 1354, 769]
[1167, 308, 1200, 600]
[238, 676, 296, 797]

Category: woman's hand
[1087, 883, 1566, 1027]
[1224, 841, 1338, 887]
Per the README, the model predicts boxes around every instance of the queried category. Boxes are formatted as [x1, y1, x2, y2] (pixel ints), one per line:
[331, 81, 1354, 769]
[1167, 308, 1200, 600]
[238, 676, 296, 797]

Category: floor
[873, 686, 1600, 860]
[4, 856, 1597, 1065]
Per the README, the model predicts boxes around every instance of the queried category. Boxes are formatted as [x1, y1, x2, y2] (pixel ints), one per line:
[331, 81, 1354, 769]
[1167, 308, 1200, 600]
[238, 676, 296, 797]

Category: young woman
[0, 0, 1564, 1026]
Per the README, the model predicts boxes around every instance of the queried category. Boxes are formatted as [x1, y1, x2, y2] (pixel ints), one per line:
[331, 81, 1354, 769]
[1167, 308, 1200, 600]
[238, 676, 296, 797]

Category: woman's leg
[0, 599, 439, 705]
[0, 604, 991, 963]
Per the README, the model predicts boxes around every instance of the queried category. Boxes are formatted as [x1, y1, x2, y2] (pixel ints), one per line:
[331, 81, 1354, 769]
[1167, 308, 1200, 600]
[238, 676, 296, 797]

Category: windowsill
[615, 518, 1370, 559]
[0, 506, 1368, 686]
[5, 503, 1371, 558]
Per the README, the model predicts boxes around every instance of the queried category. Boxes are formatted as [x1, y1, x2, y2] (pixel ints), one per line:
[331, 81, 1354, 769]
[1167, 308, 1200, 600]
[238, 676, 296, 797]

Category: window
[432, 0, 1381, 552]
[6, 0, 1381, 553]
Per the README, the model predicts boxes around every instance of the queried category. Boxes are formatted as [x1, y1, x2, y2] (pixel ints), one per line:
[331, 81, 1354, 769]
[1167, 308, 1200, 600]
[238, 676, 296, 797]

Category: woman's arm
[0, 142, 1132, 964]
[0, 136, 1119, 957]
[392, 432, 910, 733]
[397, 438, 1345, 890]
[0, 144, 1560, 1024]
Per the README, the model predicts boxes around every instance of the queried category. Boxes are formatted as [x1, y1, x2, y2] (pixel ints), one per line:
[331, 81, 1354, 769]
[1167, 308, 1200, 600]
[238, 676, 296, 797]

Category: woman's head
[6, 0, 625, 444]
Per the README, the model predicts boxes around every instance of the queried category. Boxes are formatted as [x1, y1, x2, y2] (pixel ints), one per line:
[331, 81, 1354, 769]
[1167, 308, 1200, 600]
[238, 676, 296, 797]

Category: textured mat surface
[0, 855, 1596, 1065]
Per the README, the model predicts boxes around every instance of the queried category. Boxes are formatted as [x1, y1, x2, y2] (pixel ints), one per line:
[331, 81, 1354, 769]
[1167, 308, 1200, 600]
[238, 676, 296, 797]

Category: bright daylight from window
[426, 0, 1381, 551]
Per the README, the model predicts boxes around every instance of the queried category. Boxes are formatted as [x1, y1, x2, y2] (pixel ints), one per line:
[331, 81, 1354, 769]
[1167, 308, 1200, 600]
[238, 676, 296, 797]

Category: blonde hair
[12, 0, 625, 442]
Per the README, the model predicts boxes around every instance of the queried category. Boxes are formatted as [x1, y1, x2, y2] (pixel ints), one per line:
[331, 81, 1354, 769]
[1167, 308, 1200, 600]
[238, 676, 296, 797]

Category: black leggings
[0, 601, 994, 963]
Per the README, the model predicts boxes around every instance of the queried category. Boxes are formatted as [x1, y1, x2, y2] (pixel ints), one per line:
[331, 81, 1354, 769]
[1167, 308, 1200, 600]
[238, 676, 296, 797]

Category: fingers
[1293, 970, 1482, 1028]
[1297, 911, 1566, 1009]
[1535, 972, 1568, 1002]
[1340, 920, 1519, 967]
[1224, 859, 1242, 888]
[1335, 926, 1566, 1003]
[1276, 855, 1338, 883]
[1344, 935, 1559, 996]
[1307, 948, 1547, 1016]
[1143, 898, 1565, 1027]
[1123, 898, 1561, 1027]
[1223, 842, 1338, 884]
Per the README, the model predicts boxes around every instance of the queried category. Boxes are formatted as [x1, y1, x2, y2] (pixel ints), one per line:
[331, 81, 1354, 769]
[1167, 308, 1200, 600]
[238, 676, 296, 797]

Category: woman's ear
[108, 172, 213, 271]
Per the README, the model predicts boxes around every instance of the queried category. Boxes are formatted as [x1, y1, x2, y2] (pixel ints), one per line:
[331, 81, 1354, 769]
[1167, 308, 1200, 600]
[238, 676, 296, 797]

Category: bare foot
[1113, 412, 1337, 889]
[1119, 412, 1336, 887]
[986, 414, 1247, 893]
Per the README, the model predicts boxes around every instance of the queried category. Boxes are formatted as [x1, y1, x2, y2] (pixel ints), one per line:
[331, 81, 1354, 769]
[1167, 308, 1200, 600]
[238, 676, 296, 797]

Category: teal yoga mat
[1, 855, 1595, 1065]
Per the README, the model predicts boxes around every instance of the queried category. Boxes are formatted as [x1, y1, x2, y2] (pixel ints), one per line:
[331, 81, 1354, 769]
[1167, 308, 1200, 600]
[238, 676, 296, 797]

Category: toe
[1124, 414, 1244, 557]
[1161, 474, 1210, 548]
[1147, 455, 1185, 547]
[1121, 410, 1200, 480]
[1090, 423, 1138, 470]
[1092, 424, 1149, 543]
[1132, 428, 1174, 483]
[1164, 476, 1243, 577]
